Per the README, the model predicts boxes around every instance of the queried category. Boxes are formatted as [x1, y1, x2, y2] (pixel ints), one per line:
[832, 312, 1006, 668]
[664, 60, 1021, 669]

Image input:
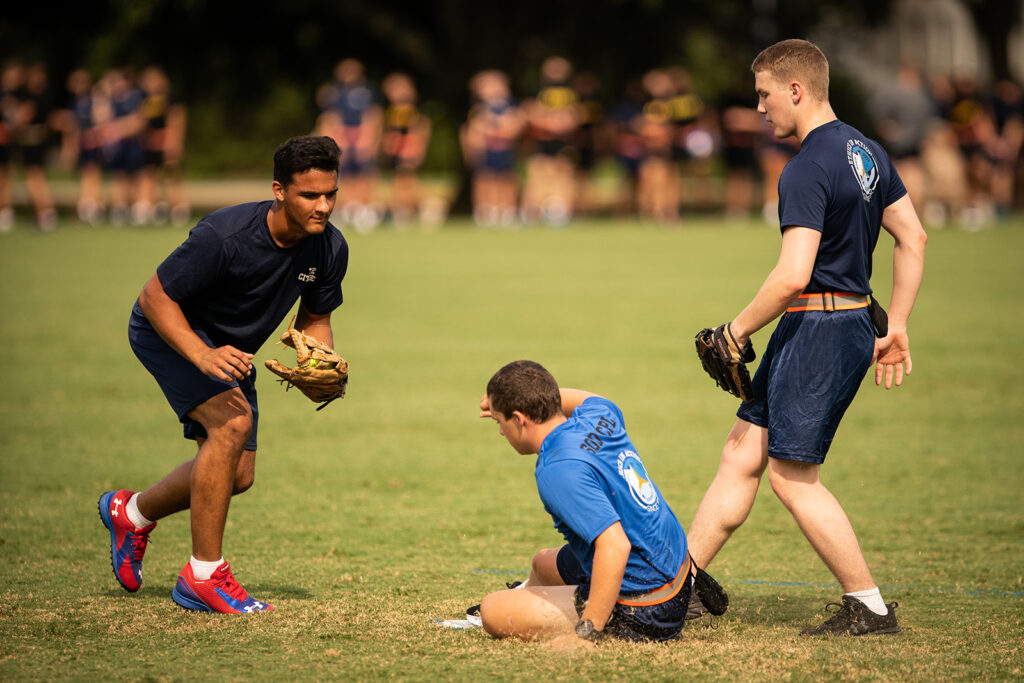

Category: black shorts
[19, 143, 47, 167]
[557, 545, 693, 642]
[128, 308, 259, 451]
[737, 308, 873, 464]
[143, 149, 165, 168]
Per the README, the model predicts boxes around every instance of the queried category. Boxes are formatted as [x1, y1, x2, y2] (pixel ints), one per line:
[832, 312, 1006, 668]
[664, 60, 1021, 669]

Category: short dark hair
[273, 135, 340, 186]
[486, 360, 561, 423]
[751, 39, 829, 102]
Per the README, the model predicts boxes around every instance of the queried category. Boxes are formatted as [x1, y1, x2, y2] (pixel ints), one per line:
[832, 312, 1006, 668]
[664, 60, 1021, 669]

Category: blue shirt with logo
[535, 397, 688, 593]
[777, 119, 906, 295]
[135, 200, 348, 352]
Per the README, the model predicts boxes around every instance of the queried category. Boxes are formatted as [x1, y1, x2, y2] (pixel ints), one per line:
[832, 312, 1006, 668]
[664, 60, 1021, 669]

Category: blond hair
[751, 39, 829, 102]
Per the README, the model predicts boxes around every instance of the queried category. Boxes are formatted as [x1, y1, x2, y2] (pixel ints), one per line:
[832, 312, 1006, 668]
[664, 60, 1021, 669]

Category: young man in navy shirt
[99, 135, 349, 614]
[475, 360, 695, 646]
[686, 40, 927, 635]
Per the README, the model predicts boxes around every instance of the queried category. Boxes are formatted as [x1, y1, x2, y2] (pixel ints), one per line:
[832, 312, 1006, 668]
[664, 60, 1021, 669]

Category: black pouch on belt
[868, 295, 888, 338]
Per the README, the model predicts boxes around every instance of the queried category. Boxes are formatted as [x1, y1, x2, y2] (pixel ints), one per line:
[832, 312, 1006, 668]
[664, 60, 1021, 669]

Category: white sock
[190, 556, 224, 581]
[845, 587, 888, 615]
[126, 493, 154, 529]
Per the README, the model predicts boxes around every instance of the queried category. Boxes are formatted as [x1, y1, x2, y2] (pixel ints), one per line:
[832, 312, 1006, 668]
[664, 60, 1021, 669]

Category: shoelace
[129, 525, 155, 561]
[819, 600, 857, 625]
[212, 566, 251, 603]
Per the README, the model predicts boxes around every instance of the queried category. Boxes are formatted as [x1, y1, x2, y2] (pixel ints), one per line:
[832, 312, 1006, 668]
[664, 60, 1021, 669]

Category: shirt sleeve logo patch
[847, 139, 879, 202]
[617, 450, 659, 512]
[297, 267, 318, 283]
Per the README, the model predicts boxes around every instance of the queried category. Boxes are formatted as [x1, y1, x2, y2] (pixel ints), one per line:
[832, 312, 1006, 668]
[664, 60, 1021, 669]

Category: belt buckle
[824, 292, 835, 312]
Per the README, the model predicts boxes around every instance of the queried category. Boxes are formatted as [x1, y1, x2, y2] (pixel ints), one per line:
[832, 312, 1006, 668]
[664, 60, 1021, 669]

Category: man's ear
[790, 81, 803, 104]
[511, 410, 529, 429]
[272, 180, 285, 202]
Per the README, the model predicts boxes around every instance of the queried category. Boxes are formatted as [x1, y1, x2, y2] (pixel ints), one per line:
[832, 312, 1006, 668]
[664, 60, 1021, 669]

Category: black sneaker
[800, 596, 901, 636]
[692, 567, 728, 616]
[684, 592, 708, 621]
[465, 581, 523, 624]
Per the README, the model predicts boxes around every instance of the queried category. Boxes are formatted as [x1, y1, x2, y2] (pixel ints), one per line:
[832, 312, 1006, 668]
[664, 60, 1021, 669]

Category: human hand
[479, 394, 491, 418]
[872, 327, 912, 389]
[197, 346, 254, 381]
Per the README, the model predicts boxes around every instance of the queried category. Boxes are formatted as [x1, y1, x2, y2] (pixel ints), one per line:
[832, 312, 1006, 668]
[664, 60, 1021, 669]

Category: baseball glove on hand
[694, 323, 756, 402]
[265, 328, 349, 411]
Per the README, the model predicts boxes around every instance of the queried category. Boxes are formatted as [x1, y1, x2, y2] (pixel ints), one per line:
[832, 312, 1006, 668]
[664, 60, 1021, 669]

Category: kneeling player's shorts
[737, 308, 874, 464]
[556, 545, 693, 642]
[128, 307, 259, 451]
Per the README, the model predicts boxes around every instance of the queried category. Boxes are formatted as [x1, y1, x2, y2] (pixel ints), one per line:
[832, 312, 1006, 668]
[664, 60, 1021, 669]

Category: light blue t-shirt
[535, 397, 688, 593]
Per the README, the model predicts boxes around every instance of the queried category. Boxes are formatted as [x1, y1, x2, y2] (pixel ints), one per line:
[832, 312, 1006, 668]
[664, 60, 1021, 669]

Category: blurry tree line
[2, 0, 1018, 176]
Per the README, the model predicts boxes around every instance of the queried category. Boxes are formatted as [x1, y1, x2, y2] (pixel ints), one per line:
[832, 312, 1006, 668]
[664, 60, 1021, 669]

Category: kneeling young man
[476, 360, 702, 644]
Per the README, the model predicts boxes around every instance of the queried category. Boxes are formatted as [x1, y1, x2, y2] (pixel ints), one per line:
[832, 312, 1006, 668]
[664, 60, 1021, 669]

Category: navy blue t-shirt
[135, 200, 348, 352]
[778, 120, 906, 294]
[535, 397, 688, 593]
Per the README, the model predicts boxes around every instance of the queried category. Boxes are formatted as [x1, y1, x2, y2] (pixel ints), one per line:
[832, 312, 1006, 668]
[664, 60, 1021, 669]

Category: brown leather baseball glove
[265, 328, 349, 410]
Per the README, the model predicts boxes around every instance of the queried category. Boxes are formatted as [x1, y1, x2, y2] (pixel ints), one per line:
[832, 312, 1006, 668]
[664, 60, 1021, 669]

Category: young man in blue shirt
[98, 135, 349, 614]
[687, 39, 927, 636]
[475, 360, 701, 646]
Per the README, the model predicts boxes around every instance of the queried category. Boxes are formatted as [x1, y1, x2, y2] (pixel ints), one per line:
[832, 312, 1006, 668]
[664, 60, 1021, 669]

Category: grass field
[1, 215, 1022, 681]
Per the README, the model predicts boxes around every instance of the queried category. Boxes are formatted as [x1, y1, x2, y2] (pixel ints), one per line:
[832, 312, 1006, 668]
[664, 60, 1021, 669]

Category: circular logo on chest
[617, 450, 659, 512]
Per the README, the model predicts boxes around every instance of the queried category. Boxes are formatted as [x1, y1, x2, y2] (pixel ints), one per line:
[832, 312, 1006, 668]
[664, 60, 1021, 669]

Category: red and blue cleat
[172, 561, 274, 614]
[98, 489, 156, 593]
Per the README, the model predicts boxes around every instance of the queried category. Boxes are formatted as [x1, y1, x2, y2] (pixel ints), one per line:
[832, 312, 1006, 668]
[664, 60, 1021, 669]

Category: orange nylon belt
[787, 291, 869, 313]
[617, 554, 692, 607]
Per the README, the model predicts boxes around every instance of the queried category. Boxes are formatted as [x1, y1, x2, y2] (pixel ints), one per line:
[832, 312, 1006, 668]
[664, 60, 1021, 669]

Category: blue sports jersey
[137, 201, 348, 352]
[535, 397, 688, 593]
[778, 120, 906, 294]
[328, 82, 375, 127]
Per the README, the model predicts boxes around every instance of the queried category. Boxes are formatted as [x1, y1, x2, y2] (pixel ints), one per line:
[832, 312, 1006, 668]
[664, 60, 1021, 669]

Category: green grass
[1, 215, 1022, 681]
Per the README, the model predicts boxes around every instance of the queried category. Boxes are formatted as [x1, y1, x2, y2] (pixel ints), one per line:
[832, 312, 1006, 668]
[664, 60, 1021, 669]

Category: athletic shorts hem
[767, 450, 824, 465]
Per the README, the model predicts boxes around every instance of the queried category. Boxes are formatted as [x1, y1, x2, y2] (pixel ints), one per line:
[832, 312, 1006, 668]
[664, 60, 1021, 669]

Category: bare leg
[687, 419, 769, 568]
[528, 548, 566, 586]
[767, 458, 876, 593]
[480, 585, 578, 640]
[135, 448, 255, 521]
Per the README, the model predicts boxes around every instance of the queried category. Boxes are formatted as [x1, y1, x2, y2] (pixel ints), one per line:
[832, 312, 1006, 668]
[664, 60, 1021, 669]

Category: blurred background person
[0, 60, 22, 232]
[988, 79, 1023, 218]
[380, 72, 432, 227]
[462, 69, 524, 227]
[12, 61, 58, 231]
[316, 58, 382, 232]
[948, 72, 997, 227]
[756, 120, 799, 225]
[668, 66, 716, 212]
[520, 56, 578, 226]
[870, 62, 937, 212]
[137, 65, 189, 225]
[636, 68, 678, 222]
[717, 75, 764, 218]
[920, 73, 968, 226]
[96, 67, 144, 226]
[570, 71, 605, 217]
[609, 78, 646, 217]
[59, 68, 104, 224]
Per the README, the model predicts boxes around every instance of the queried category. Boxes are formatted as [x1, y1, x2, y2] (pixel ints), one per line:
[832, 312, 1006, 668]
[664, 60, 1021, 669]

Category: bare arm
[293, 303, 335, 349]
[729, 226, 821, 346]
[873, 194, 927, 388]
[137, 273, 253, 381]
[579, 521, 631, 631]
[558, 388, 601, 417]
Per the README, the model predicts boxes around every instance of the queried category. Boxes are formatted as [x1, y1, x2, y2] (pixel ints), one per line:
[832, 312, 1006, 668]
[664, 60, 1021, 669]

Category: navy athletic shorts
[556, 545, 693, 642]
[737, 308, 874, 464]
[128, 308, 259, 451]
